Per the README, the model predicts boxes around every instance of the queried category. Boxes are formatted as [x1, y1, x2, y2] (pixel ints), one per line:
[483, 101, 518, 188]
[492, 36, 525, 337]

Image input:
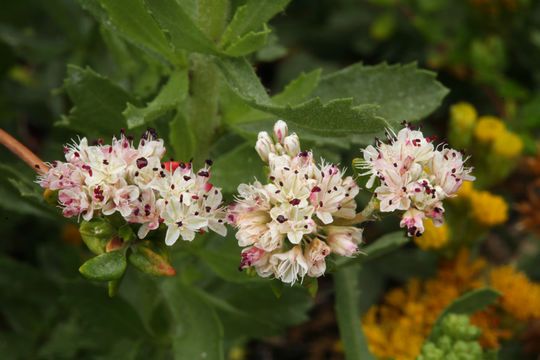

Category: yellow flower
[470, 191, 508, 226]
[450, 102, 477, 131]
[474, 116, 506, 143]
[490, 266, 540, 322]
[414, 220, 449, 250]
[493, 131, 523, 158]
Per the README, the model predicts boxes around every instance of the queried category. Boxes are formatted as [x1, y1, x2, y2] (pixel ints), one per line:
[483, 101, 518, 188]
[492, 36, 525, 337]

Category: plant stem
[334, 265, 376, 360]
[187, 0, 229, 167]
[0, 128, 49, 174]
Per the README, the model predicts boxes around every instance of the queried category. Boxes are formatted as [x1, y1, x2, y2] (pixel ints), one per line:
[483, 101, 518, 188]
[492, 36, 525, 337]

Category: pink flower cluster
[39, 129, 226, 244]
[228, 121, 362, 285]
[358, 123, 475, 237]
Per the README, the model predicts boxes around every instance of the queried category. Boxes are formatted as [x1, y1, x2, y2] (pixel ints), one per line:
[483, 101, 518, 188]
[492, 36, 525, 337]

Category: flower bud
[273, 120, 288, 144]
[255, 131, 274, 162]
[325, 226, 362, 257]
[306, 238, 331, 277]
[283, 133, 300, 157]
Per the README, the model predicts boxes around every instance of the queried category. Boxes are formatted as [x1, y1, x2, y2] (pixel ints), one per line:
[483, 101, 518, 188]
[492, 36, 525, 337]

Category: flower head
[229, 120, 362, 284]
[357, 123, 475, 237]
[38, 129, 226, 244]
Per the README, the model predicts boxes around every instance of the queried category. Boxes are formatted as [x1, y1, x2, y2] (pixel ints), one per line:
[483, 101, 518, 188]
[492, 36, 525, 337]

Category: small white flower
[270, 245, 308, 285]
[305, 239, 331, 278]
[325, 225, 363, 257]
[273, 120, 288, 143]
[161, 200, 208, 245]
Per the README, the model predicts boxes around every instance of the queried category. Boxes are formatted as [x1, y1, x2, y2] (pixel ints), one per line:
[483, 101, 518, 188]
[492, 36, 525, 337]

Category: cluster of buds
[357, 123, 475, 237]
[228, 121, 362, 285]
[38, 129, 226, 244]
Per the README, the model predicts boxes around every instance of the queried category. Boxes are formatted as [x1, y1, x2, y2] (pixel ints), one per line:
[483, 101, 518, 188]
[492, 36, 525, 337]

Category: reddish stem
[0, 128, 49, 174]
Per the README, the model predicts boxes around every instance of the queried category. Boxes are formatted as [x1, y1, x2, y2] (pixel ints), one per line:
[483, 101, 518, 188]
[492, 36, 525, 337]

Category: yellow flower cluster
[449, 180, 508, 227]
[414, 221, 449, 250]
[362, 249, 540, 360]
[450, 102, 477, 131]
[470, 191, 508, 226]
[472, 114, 523, 158]
[490, 266, 540, 322]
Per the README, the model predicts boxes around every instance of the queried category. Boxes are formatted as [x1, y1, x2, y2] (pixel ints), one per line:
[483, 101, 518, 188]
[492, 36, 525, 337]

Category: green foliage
[161, 279, 224, 360]
[125, 69, 188, 128]
[79, 250, 127, 281]
[128, 245, 175, 276]
[98, 0, 177, 63]
[429, 288, 501, 341]
[143, 0, 218, 55]
[59, 65, 137, 137]
[219, 0, 291, 47]
[79, 219, 117, 255]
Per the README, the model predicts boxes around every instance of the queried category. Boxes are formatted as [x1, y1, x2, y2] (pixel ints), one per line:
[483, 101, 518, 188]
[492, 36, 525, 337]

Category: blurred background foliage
[0, 0, 539, 359]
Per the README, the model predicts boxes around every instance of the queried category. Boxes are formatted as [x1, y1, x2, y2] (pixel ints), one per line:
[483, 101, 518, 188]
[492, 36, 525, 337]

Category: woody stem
[0, 128, 49, 174]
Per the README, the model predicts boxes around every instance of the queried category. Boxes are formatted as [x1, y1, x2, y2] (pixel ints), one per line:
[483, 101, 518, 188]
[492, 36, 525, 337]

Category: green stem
[334, 265, 376, 360]
[187, 0, 229, 167]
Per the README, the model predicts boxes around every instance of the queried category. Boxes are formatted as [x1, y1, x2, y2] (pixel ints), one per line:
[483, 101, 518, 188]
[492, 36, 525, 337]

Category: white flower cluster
[358, 123, 475, 236]
[39, 129, 226, 244]
[228, 120, 362, 285]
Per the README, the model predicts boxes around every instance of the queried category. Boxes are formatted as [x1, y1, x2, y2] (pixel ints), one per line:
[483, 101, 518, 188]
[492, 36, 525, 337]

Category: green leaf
[222, 24, 271, 57]
[79, 250, 127, 281]
[310, 62, 449, 126]
[428, 288, 501, 341]
[272, 69, 322, 106]
[169, 111, 196, 161]
[202, 281, 312, 339]
[98, 0, 176, 62]
[143, 0, 218, 55]
[125, 69, 188, 128]
[58, 65, 137, 138]
[128, 245, 176, 276]
[79, 219, 117, 255]
[219, 0, 291, 47]
[216, 57, 389, 138]
[334, 265, 376, 360]
[161, 280, 224, 360]
[210, 142, 266, 194]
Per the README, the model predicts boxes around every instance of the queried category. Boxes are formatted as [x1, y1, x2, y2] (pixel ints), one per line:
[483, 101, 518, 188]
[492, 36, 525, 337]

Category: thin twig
[0, 128, 49, 174]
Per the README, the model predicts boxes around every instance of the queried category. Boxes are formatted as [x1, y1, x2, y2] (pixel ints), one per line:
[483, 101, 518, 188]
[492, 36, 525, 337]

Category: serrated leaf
[58, 65, 137, 138]
[98, 0, 176, 62]
[169, 111, 196, 161]
[125, 69, 188, 128]
[222, 24, 271, 57]
[161, 280, 224, 360]
[428, 288, 501, 341]
[334, 265, 376, 360]
[129, 245, 176, 276]
[79, 219, 117, 255]
[272, 69, 322, 106]
[143, 0, 218, 55]
[79, 250, 127, 281]
[311, 62, 449, 126]
[216, 57, 389, 138]
[210, 142, 266, 194]
[220, 0, 291, 47]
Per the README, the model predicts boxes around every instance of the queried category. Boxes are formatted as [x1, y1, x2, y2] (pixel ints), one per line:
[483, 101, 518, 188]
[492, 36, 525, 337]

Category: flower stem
[0, 128, 48, 174]
[334, 265, 376, 360]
